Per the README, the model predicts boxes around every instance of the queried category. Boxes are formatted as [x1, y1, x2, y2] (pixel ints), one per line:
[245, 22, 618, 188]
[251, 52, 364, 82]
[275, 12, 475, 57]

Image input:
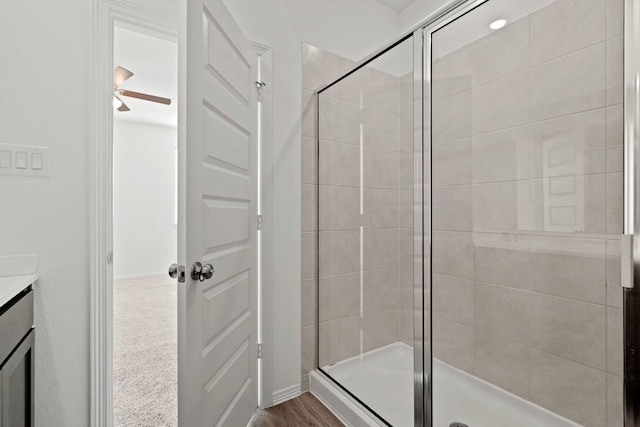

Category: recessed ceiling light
[489, 19, 507, 30]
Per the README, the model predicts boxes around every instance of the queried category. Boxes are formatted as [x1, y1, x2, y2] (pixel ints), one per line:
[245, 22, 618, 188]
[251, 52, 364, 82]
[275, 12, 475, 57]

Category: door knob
[168, 263, 186, 283]
[191, 261, 215, 282]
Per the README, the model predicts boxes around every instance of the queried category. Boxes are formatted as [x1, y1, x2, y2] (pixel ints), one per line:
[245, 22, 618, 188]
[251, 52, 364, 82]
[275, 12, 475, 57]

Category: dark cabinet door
[2, 330, 34, 427]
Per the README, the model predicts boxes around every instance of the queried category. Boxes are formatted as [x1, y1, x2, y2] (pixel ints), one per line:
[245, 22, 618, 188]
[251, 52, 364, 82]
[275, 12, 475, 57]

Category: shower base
[310, 342, 581, 427]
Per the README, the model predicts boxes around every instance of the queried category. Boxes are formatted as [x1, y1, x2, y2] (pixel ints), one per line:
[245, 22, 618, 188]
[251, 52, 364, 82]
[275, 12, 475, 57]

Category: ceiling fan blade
[117, 100, 130, 112]
[114, 66, 133, 88]
[118, 89, 172, 105]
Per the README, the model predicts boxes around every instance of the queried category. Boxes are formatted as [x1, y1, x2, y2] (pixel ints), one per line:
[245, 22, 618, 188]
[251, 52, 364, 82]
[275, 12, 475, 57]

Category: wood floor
[249, 393, 344, 427]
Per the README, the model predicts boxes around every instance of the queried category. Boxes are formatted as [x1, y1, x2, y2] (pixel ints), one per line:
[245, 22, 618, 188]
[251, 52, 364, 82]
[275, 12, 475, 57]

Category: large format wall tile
[364, 306, 399, 351]
[530, 0, 605, 66]
[432, 185, 472, 232]
[472, 127, 531, 184]
[433, 316, 474, 373]
[607, 374, 623, 427]
[301, 232, 316, 280]
[398, 189, 414, 229]
[607, 307, 623, 376]
[606, 37, 623, 106]
[318, 230, 360, 276]
[530, 350, 606, 427]
[473, 233, 530, 290]
[363, 188, 399, 229]
[364, 107, 398, 152]
[432, 273, 474, 327]
[606, 239, 622, 308]
[302, 279, 316, 328]
[472, 16, 530, 87]
[318, 95, 361, 145]
[364, 267, 399, 311]
[318, 185, 359, 231]
[472, 71, 530, 135]
[318, 315, 361, 366]
[301, 184, 316, 232]
[607, 172, 624, 236]
[364, 148, 399, 189]
[432, 44, 473, 100]
[527, 109, 606, 179]
[301, 136, 316, 185]
[432, 138, 472, 186]
[607, 0, 624, 39]
[472, 181, 519, 232]
[529, 237, 606, 304]
[366, 68, 400, 113]
[474, 282, 530, 345]
[318, 140, 359, 187]
[433, 231, 474, 279]
[530, 43, 606, 122]
[363, 228, 400, 271]
[530, 293, 606, 370]
[302, 90, 316, 138]
[432, 91, 472, 144]
[474, 332, 530, 399]
[318, 272, 360, 322]
[301, 325, 315, 377]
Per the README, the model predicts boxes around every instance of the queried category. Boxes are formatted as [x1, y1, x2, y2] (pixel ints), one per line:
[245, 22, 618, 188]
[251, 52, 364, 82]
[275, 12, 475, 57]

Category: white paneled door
[178, 0, 258, 425]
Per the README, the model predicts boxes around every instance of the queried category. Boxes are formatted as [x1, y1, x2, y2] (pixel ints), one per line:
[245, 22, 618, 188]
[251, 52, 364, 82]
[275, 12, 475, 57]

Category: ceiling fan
[113, 66, 172, 112]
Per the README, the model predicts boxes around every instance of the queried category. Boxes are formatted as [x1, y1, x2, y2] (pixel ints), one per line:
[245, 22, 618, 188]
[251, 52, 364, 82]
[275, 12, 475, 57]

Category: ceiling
[375, 0, 416, 12]
[113, 26, 178, 127]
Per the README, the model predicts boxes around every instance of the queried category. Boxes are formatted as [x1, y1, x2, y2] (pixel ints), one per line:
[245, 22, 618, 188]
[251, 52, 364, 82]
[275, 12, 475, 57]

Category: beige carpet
[114, 275, 177, 427]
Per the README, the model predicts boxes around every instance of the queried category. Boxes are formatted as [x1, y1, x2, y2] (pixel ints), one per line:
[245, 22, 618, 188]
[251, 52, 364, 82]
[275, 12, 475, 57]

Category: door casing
[89, 2, 274, 425]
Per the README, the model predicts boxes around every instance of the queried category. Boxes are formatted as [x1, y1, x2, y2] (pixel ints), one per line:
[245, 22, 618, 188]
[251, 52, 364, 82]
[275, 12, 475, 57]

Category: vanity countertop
[0, 274, 36, 308]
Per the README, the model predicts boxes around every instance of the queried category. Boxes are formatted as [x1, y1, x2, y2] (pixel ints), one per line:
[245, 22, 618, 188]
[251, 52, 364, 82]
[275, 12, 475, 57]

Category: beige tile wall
[431, 0, 623, 426]
[300, 44, 414, 390]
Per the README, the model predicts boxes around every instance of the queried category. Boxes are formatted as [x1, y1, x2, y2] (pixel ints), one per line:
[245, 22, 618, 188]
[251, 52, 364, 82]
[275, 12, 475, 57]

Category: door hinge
[255, 81, 266, 103]
[257, 214, 263, 230]
[257, 343, 263, 359]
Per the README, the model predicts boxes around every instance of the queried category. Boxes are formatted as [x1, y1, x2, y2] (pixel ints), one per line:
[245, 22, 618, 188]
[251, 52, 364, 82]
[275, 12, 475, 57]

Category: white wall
[113, 120, 177, 279]
[0, 0, 91, 424]
[0, 0, 178, 425]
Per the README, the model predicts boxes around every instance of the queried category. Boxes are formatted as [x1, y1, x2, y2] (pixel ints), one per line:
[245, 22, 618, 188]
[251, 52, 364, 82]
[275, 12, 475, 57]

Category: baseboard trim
[113, 272, 165, 280]
[271, 383, 301, 406]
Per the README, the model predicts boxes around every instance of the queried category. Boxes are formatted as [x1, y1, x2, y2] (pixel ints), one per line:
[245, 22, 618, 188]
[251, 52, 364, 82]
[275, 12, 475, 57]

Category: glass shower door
[428, 0, 624, 426]
[315, 36, 422, 426]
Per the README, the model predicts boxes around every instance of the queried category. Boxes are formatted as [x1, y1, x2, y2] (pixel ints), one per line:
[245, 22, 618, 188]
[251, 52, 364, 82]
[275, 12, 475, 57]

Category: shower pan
[308, 0, 640, 425]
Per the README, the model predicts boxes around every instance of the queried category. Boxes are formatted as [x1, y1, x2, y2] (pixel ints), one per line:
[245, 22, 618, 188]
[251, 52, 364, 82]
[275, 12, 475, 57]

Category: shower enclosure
[308, 0, 636, 425]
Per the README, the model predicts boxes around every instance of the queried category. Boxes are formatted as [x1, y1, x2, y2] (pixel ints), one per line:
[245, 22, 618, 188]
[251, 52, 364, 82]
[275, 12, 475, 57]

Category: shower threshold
[311, 342, 582, 427]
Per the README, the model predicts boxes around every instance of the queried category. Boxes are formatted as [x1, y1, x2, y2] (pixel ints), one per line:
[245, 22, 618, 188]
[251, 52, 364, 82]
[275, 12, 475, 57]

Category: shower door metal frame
[417, 1, 493, 425]
[313, 0, 637, 423]
[313, 31, 425, 427]
[624, 0, 640, 425]
[424, 0, 637, 425]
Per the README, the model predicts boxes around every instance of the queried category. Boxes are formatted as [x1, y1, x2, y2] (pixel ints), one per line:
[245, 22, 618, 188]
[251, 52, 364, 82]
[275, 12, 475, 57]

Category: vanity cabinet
[0, 287, 34, 427]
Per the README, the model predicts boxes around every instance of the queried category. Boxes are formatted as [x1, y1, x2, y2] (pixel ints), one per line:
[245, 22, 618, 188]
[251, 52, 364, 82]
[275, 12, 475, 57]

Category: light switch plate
[15, 152, 27, 169]
[0, 151, 10, 169]
[0, 144, 49, 177]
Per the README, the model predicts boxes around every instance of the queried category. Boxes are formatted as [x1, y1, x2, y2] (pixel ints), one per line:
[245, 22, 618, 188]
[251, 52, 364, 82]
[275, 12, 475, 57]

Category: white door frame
[89, 1, 273, 425]
[250, 41, 274, 409]
[90, 2, 177, 426]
